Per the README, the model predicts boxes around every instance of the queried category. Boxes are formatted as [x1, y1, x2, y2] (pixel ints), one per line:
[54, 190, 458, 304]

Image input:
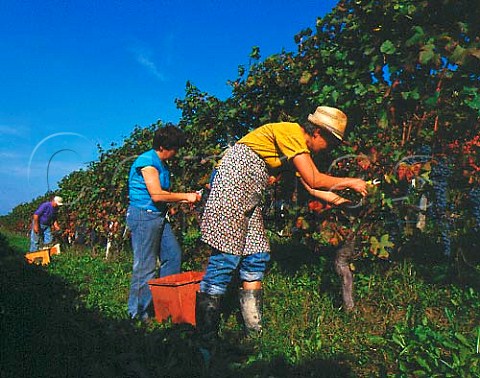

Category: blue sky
[0, 0, 338, 215]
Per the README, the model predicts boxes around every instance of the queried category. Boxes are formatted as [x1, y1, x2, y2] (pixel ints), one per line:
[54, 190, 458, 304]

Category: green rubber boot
[195, 291, 223, 366]
[239, 288, 263, 337]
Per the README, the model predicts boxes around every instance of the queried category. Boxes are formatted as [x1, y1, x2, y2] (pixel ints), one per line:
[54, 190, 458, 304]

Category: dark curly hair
[300, 120, 342, 147]
[152, 123, 186, 151]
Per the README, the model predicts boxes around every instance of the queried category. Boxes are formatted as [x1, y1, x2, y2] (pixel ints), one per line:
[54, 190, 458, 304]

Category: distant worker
[30, 195, 63, 252]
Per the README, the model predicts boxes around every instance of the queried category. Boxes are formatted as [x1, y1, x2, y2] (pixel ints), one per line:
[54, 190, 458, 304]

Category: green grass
[1, 229, 479, 377]
[2, 228, 29, 252]
[47, 252, 132, 319]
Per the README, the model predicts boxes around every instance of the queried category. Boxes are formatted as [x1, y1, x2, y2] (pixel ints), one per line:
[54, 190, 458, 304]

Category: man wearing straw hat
[30, 195, 63, 252]
[196, 106, 367, 352]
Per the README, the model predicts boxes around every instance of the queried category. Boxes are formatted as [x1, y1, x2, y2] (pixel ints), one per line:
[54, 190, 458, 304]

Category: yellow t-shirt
[238, 122, 310, 169]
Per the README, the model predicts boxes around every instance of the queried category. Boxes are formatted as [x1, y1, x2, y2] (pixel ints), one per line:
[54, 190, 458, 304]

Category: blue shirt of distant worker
[30, 196, 63, 252]
[126, 124, 200, 321]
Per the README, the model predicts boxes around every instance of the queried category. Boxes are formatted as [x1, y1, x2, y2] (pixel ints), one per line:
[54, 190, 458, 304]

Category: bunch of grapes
[415, 144, 432, 157]
[429, 159, 452, 256]
[336, 188, 365, 208]
[439, 220, 451, 257]
[430, 160, 450, 211]
[469, 187, 480, 231]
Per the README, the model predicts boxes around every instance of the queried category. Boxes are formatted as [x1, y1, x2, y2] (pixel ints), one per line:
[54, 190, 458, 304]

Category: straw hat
[53, 196, 64, 206]
[307, 106, 347, 142]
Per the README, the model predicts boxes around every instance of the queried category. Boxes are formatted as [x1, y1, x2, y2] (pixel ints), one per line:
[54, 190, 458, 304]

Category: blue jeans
[126, 205, 182, 320]
[200, 249, 270, 295]
[30, 223, 52, 251]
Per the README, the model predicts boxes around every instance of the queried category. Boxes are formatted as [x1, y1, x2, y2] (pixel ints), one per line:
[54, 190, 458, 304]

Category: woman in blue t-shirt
[127, 124, 200, 321]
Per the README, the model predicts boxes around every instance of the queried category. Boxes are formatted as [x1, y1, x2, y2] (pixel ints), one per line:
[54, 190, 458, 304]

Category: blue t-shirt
[34, 201, 57, 226]
[128, 149, 171, 211]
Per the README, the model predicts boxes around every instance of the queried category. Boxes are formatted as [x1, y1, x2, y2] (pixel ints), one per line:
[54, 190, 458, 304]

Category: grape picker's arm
[293, 153, 367, 196]
[141, 166, 200, 203]
[300, 178, 350, 205]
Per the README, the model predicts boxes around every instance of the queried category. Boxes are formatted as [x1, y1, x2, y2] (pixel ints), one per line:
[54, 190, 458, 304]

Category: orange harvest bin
[148, 271, 204, 326]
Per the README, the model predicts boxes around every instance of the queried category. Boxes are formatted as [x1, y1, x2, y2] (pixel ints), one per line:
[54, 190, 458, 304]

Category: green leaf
[441, 339, 459, 350]
[250, 46, 261, 60]
[392, 333, 406, 348]
[299, 71, 312, 85]
[425, 92, 440, 107]
[332, 90, 340, 102]
[380, 40, 396, 55]
[412, 370, 428, 377]
[237, 65, 245, 76]
[326, 66, 335, 75]
[378, 110, 388, 129]
[419, 44, 435, 64]
[367, 335, 386, 345]
[398, 360, 409, 372]
[401, 91, 411, 100]
[454, 332, 471, 347]
[411, 89, 420, 100]
[407, 4, 417, 15]
[370, 234, 394, 258]
[450, 45, 467, 65]
[406, 26, 425, 47]
[415, 356, 431, 372]
[468, 48, 480, 60]
[457, 21, 468, 33]
[452, 352, 461, 367]
[465, 94, 480, 111]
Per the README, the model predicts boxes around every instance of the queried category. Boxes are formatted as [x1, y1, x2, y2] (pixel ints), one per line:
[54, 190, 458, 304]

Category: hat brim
[317, 125, 350, 146]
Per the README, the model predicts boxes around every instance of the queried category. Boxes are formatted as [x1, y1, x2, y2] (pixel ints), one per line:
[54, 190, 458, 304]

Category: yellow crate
[25, 250, 51, 266]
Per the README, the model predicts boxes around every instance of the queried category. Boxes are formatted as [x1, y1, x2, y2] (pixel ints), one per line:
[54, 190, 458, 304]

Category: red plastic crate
[148, 271, 204, 325]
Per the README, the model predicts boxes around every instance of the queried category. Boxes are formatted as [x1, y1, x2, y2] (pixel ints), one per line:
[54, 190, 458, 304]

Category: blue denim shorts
[200, 250, 270, 295]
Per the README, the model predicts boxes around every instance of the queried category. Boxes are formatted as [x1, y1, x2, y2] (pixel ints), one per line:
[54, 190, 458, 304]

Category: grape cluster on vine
[469, 187, 480, 231]
[429, 158, 452, 256]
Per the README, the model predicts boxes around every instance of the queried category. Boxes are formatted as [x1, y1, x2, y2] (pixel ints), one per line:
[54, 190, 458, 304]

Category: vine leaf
[419, 43, 435, 64]
[405, 26, 425, 47]
[370, 234, 394, 259]
[380, 40, 396, 55]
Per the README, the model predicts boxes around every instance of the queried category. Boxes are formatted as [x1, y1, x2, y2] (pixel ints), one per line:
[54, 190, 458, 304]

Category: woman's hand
[345, 178, 368, 197]
[184, 192, 201, 204]
[301, 177, 351, 206]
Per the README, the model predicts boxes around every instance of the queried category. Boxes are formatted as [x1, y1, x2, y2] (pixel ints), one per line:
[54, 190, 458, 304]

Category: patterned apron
[200, 143, 270, 255]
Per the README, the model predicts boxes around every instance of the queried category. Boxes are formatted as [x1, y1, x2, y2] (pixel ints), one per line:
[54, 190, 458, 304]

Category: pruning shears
[366, 178, 381, 186]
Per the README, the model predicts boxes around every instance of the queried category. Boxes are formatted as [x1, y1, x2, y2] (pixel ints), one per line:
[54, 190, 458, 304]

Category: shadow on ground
[269, 240, 326, 274]
[0, 234, 355, 378]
